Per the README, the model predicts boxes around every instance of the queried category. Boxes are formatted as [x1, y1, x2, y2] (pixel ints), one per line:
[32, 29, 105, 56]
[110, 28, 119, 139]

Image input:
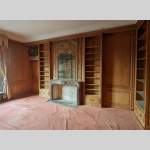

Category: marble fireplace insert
[50, 80, 81, 106]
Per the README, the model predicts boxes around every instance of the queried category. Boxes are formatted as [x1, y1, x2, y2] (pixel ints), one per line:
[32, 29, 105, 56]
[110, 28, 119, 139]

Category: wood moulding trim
[102, 102, 130, 110]
[102, 87, 132, 92]
[27, 24, 136, 45]
[102, 24, 136, 33]
[103, 84, 131, 90]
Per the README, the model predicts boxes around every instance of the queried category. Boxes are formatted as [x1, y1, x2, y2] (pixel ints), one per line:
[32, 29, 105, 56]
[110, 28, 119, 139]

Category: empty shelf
[85, 45, 100, 48]
[137, 79, 144, 83]
[137, 100, 144, 109]
[40, 80, 49, 82]
[137, 58, 145, 61]
[85, 77, 100, 79]
[86, 89, 100, 91]
[85, 53, 99, 55]
[85, 65, 100, 67]
[85, 84, 100, 85]
[136, 91, 144, 97]
[40, 75, 50, 77]
[85, 71, 100, 73]
[138, 46, 145, 51]
[137, 68, 144, 70]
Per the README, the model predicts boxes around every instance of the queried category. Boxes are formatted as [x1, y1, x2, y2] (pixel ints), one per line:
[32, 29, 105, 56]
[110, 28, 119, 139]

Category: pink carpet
[0, 96, 140, 130]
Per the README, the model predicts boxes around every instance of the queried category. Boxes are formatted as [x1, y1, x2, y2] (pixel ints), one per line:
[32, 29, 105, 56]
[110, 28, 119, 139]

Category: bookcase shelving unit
[84, 35, 102, 106]
[134, 21, 150, 129]
[39, 42, 51, 98]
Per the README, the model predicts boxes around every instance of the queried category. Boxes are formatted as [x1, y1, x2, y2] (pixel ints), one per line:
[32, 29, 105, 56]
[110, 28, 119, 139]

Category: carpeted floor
[0, 96, 141, 130]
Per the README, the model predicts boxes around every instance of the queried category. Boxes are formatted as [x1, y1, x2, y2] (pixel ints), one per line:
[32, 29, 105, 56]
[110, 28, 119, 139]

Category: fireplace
[50, 80, 83, 106]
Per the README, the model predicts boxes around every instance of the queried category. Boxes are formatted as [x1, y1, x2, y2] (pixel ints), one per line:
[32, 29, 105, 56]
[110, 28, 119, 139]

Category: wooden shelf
[86, 89, 100, 91]
[85, 77, 100, 79]
[137, 68, 144, 70]
[85, 65, 100, 67]
[137, 79, 144, 83]
[40, 80, 50, 82]
[40, 64, 49, 67]
[40, 71, 49, 73]
[40, 80, 49, 82]
[137, 100, 144, 109]
[40, 75, 50, 77]
[40, 84, 49, 86]
[85, 53, 100, 55]
[85, 71, 100, 73]
[39, 57, 49, 58]
[137, 58, 145, 61]
[136, 91, 144, 98]
[85, 84, 100, 85]
[40, 67, 49, 69]
[85, 45, 100, 48]
[138, 46, 145, 51]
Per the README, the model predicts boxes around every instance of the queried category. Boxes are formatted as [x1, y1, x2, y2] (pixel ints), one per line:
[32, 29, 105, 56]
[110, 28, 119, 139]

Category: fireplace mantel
[50, 79, 83, 106]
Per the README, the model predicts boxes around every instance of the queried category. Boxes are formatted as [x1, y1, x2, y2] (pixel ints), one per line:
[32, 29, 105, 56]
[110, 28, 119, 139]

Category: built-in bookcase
[134, 21, 150, 129]
[39, 42, 50, 98]
[136, 21, 146, 109]
[84, 35, 102, 106]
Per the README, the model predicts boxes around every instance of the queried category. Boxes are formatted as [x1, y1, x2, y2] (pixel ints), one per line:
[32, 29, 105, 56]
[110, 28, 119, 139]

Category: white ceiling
[0, 20, 136, 43]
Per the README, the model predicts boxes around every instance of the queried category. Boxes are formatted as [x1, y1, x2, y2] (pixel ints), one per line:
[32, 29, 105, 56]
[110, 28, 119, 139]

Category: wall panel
[102, 31, 135, 109]
[31, 61, 39, 94]
[7, 40, 32, 99]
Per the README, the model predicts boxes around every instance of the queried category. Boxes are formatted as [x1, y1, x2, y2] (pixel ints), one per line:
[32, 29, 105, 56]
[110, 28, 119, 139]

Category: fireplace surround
[50, 80, 83, 106]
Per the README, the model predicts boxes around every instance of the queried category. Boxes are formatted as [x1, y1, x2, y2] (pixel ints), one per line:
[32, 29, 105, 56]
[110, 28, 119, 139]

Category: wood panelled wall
[102, 31, 135, 109]
[7, 40, 32, 99]
[31, 61, 39, 94]
[28, 24, 136, 110]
